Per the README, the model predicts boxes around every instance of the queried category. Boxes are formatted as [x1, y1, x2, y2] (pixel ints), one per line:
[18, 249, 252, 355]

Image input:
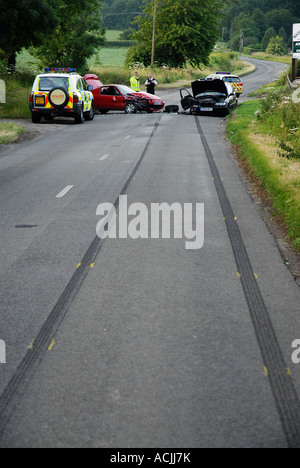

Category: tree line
[0, 0, 299, 73]
[222, 0, 300, 54]
[0, 0, 105, 72]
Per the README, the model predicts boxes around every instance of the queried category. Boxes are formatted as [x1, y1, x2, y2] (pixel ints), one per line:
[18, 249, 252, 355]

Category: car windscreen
[195, 92, 227, 98]
[117, 85, 134, 95]
[38, 76, 70, 91]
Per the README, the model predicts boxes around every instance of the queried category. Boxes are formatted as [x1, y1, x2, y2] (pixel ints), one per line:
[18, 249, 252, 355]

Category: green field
[87, 47, 128, 68]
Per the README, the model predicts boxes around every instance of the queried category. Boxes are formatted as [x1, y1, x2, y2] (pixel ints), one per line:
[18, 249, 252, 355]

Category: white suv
[29, 68, 95, 124]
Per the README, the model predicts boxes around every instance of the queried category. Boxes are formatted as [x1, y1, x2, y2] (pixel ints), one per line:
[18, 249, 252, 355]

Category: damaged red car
[83, 74, 165, 114]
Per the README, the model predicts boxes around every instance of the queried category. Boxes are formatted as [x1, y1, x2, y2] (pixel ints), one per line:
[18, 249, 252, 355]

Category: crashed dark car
[180, 78, 238, 116]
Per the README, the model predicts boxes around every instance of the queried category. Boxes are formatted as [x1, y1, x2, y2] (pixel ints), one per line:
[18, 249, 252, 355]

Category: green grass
[227, 99, 300, 251]
[0, 77, 32, 119]
[87, 47, 129, 68]
[105, 30, 123, 41]
[0, 122, 25, 144]
[246, 52, 291, 64]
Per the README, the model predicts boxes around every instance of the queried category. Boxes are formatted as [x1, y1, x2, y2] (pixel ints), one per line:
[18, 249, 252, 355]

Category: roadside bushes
[208, 52, 244, 73]
[227, 93, 300, 251]
[257, 87, 300, 159]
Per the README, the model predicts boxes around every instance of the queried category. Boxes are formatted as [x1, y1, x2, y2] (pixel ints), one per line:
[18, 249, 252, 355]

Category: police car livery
[29, 68, 95, 124]
[206, 72, 244, 96]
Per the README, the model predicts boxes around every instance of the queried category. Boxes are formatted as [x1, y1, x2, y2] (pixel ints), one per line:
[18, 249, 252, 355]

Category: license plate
[153, 102, 161, 106]
[200, 107, 213, 111]
[35, 96, 45, 106]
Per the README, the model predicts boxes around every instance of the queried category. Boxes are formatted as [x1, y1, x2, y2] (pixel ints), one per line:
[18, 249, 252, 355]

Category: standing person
[145, 73, 158, 95]
[130, 71, 140, 92]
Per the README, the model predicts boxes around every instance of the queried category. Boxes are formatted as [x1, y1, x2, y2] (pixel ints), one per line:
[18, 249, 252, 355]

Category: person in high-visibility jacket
[130, 71, 140, 92]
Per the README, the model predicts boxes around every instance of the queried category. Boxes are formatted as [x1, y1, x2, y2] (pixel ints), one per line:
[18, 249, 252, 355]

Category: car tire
[164, 105, 179, 113]
[31, 112, 42, 123]
[48, 87, 69, 109]
[84, 102, 95, 121]
[125, 102, 137, 114]
[74, 105, 84, 124]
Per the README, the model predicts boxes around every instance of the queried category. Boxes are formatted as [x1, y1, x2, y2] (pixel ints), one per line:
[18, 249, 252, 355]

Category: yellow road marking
[48, 339, 55, 351]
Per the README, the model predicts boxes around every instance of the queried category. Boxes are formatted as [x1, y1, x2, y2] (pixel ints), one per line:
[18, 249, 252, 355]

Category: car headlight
[215, 102, 227, 107]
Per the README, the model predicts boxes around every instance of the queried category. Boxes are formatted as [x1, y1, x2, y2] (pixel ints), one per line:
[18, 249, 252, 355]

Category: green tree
[265, 9, 294, 36]
[0, 0, 59, 66]
[102, 0, 141, 30]
[266, 35, 287, 55]
[129, 0, 223, 68]
[261, 27, 276, 51]
[33, 0, 105, 73]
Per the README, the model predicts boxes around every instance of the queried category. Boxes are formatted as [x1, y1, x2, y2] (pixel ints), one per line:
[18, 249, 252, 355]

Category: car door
[100, 86, 125, 110]
[76, 78, 91, 112]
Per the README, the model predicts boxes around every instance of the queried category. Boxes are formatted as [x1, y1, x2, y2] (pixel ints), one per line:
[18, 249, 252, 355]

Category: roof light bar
[44, 68, 77, 72]
[216, 71, 231, 75]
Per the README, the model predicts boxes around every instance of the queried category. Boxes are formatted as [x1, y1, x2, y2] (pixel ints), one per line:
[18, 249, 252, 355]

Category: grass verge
[0, 122, 25, 144]
[227, 99, 300, 251]
[0, 75, 32, 119]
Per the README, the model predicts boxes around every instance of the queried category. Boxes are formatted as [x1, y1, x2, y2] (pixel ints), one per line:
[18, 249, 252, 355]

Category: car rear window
[38, 76, 70, 91]
[223, 77, 240, 83]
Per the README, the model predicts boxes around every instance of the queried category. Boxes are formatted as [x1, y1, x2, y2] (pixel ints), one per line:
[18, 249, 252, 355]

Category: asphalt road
[1, 58, 300, 448]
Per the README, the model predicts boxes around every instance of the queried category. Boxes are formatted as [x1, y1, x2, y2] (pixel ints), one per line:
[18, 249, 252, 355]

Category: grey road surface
[0, 58, 300, 448]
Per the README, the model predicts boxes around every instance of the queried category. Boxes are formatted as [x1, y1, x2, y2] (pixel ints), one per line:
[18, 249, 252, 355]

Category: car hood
[133, 91, 162, 100]
[191, 79, 228, 97]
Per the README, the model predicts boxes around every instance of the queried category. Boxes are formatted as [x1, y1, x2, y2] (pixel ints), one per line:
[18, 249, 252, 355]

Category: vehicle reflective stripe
[66, 93, 73, 109]
[34, 92, 52, 108]
[34, 91, 74, 109]
[232, 83, 243, 92]
[45, 94, 51, 108]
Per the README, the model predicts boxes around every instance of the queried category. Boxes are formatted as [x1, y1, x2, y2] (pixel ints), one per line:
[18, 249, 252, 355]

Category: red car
[83, 74, 165, 114]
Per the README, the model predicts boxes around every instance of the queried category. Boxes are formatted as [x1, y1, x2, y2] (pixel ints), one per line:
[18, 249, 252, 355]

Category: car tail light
[73, 93, 79, 104]
[29, 92, 33, 103]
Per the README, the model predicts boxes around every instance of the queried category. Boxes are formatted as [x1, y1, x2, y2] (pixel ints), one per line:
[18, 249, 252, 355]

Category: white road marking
[56, 185, 74, 198]
[99, 154, 110, 161]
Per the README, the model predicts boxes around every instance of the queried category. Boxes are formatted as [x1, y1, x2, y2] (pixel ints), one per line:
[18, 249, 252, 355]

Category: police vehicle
[29, 68, 95, 124]
[206, 72, 244, 96]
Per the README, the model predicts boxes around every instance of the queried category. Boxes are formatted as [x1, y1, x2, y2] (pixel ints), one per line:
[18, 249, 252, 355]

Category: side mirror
[87, 85, 93, 91]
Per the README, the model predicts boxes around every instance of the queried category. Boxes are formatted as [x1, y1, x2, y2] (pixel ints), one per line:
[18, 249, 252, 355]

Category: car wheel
[125, 102, 137, 114]
[48, 87, 69, 109]
[75, 105, 84, 124]
[84, 102, 95, 121]
[31, 112, 42, 123]
[164, 105, 179, 113]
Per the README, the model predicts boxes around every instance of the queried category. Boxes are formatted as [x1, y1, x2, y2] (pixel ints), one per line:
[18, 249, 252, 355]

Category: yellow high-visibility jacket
[130, 76, 140, 92]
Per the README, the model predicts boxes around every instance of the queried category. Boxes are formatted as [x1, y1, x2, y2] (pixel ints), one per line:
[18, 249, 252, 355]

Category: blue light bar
[44, 68, 77, 72]
[216, 71, 231, 75]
